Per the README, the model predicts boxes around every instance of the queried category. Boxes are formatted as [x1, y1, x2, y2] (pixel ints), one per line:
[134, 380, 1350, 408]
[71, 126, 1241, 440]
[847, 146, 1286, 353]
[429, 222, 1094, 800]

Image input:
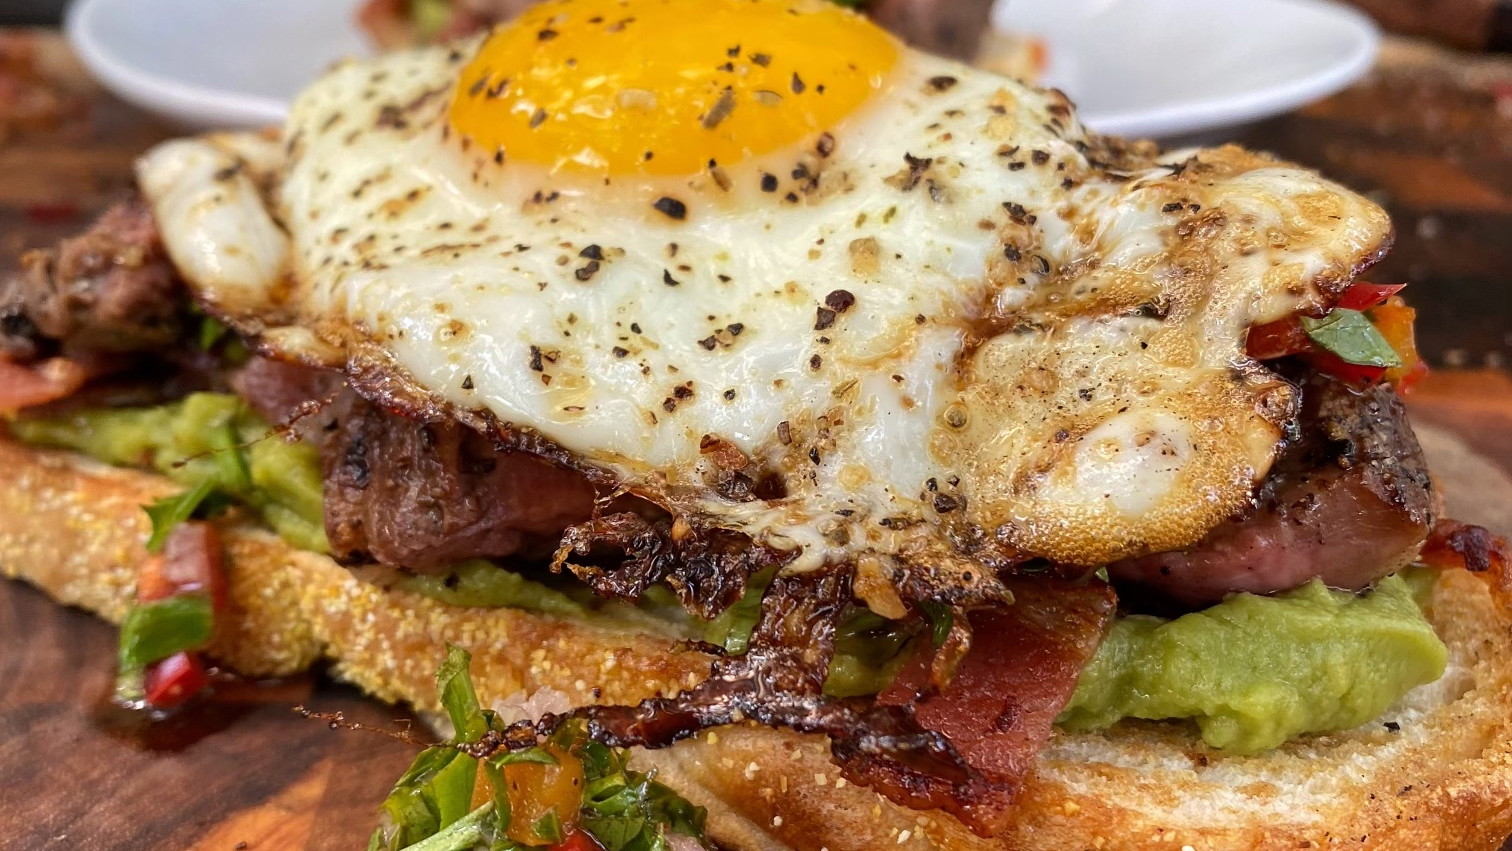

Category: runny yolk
[448, 0, 899, 177]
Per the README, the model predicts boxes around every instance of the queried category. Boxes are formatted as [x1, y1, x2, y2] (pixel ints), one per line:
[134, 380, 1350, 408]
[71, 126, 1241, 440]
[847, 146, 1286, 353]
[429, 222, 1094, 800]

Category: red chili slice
[139, 521, 228, 613]
[1335, 283, 1407, 312]
[1302, 349, 1389, 385]
[143, 652, 210, 709]
[550, 829, 607, 851]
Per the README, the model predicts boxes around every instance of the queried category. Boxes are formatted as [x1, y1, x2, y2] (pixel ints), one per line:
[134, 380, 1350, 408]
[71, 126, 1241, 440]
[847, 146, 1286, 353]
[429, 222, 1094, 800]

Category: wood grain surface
[0, 30, 1510, 851]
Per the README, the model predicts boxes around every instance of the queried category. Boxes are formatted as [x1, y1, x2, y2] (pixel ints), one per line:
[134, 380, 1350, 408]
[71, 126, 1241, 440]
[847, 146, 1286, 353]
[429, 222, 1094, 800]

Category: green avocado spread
[1058, 574, 1447, 753]
[12, 393, 329, 552]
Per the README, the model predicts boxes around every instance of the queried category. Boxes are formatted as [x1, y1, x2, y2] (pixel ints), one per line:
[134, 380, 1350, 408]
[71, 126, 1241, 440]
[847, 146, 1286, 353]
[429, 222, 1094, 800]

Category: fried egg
[137, 0, 1391, 597]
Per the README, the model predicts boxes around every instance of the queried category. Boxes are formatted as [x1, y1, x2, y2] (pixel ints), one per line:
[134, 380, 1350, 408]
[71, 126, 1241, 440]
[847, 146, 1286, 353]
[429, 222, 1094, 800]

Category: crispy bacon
[877, 578, 1115, 834]
[544, 568, 1006, 833]
[554, 512, 787, 620]
[535, 568, 1111, 837]
[0, 356, 89, 412]
[1420, 519, 1512, 610]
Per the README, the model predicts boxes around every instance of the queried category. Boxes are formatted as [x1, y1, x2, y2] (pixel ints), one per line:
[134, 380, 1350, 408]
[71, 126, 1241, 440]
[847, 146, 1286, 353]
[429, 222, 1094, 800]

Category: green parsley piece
[1300, 309, 1403, 368]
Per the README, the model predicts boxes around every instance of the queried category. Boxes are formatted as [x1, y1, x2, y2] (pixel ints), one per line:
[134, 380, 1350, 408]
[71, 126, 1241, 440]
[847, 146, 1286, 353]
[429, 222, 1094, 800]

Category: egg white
[138, 37, 1391, 585]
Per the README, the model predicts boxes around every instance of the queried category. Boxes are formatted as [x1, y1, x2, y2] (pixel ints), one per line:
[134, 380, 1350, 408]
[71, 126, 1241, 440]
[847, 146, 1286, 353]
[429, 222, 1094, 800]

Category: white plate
[65, 0, 371, 129]
[66, 0, 1377, 137]
[994, 0, 1380, 138]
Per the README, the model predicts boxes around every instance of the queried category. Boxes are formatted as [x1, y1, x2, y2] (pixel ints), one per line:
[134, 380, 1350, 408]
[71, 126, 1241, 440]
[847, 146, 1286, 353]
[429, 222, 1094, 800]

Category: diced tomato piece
[143, 652, 210, 709]
[1335, 283, 1407, 311]
[149, 522, 228, 613]
[1368, 298, 1428, 395]
[1245, 318, 1312, 360]
[504, 742, 586, 845]
[1392, 359, 1430, 395]
[1302, 349, 1388, 385]
[551, 829, 606, 851]
[135, 554, 174, 603]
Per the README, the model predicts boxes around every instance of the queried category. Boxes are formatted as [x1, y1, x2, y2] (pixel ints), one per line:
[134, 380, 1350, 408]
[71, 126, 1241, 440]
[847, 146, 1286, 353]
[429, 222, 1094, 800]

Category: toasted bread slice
[2, 426, 1511, 851]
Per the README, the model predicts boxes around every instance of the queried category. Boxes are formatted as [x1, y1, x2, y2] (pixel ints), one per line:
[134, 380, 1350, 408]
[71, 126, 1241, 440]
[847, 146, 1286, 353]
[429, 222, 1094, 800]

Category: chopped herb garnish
[918, 600, 954, 648]
[372, 647, 709, 851]
[197, 315, 229, 350]
[117, 595, 214, 673]
[1300, 309, 1403, 368]
[437, 645, 491, 743]
[143, 478, 223, 553]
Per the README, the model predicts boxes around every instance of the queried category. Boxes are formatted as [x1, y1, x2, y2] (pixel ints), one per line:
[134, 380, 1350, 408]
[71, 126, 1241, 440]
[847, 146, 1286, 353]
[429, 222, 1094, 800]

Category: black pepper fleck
[653, 197, 687, 220]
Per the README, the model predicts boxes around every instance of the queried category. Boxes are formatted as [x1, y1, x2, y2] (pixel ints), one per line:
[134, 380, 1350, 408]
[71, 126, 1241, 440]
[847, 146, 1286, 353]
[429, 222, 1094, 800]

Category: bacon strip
[545, 568, 1006, 832]
[0, 356, 88, 412]
[878, 578, 1115, 834]
[1420, 518, 1512, 610]
[554, 512, 787, 620]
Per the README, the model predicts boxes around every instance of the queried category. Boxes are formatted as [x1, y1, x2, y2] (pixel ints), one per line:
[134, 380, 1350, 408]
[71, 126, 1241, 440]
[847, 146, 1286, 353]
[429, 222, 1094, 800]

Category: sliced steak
[1, 198, 185, 359]
[231, 354, 347, 443]
[322, 393, 598, 571]
[1109, 372, 1435, 608]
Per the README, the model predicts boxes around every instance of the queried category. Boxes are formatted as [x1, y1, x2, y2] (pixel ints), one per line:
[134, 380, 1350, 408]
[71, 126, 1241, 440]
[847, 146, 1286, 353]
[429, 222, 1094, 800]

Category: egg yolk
[449, 0, 899, 177]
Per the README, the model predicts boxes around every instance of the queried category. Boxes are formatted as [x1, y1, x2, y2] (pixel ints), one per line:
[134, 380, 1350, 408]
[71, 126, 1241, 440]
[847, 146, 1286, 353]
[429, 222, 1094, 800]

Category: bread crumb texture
[4, 437, 1512, 850]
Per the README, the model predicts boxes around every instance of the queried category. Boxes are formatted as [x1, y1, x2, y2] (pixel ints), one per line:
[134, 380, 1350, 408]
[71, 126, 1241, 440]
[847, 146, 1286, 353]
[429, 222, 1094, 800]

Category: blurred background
[2, 0, 1504, 50]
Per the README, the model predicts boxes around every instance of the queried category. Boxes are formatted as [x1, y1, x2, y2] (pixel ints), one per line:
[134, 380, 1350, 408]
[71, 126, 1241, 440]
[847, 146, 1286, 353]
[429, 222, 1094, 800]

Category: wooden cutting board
[1, 30, 1510, 851]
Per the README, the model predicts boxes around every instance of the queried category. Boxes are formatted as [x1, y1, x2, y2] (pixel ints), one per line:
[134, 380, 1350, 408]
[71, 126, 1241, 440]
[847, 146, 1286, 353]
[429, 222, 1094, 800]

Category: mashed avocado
[396, 559, 585, 617]
[9, 395, 611, 618]
[11, 393, 327, 551]
[1058, 574, 1447, 753]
